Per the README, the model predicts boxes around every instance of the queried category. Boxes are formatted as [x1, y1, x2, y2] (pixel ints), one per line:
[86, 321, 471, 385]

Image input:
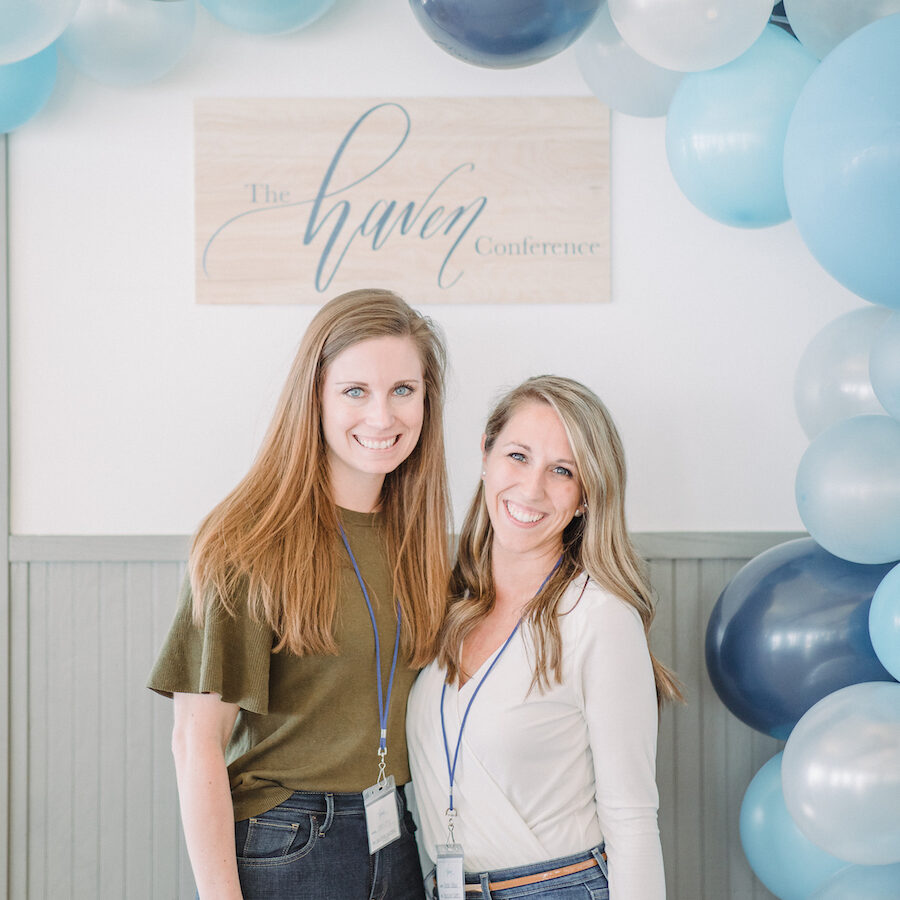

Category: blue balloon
[0, 44, 57, 134]
[870, 563, 900, 681]
[665, 25, 817, 227]
[408, 0, 601, 69]
[809, 862, 900, 900]
[706, 538, 896, 739]
[796, 415, 900, 564]
[201, 0, 336, 34]
[871, 313, 900, 421]
[740, 754, 847, 900]
[784, 14, 900, 309]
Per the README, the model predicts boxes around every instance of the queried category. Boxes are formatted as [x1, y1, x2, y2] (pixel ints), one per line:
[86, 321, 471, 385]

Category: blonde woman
[149, 289, 451, 900]
[408, 376, 681, 900]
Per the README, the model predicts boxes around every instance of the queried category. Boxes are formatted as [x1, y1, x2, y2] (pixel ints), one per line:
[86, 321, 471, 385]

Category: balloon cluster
[0, 0, 336, 132]
[706, 182, 900, 900]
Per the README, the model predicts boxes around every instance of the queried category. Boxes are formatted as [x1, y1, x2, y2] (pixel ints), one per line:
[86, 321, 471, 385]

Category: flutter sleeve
[147, 573, 273, 715]
[576, 587, 666, 900]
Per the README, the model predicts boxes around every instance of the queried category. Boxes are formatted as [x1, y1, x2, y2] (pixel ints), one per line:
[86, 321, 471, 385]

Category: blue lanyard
[440, 556, 562, 815]
[339, 523, 402, 779]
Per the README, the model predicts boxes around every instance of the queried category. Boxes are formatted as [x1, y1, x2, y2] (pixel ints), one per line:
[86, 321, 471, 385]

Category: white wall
[8, 1, 863, 535]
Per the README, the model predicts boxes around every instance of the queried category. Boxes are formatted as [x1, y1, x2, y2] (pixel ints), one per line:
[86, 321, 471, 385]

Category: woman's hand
[172, 691, 243, 900]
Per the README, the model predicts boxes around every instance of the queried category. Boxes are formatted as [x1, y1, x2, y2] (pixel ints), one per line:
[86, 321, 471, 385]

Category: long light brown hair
[440, 375, 682, 704]
[190, 289, 451, 666]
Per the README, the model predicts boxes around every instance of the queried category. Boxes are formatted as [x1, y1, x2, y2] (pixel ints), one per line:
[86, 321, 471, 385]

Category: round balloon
[608, 0, 772, 72]
[784, 0, 900, 60]
[795, 415, 900, 564]
[0, 44, 58, 134]
[665, 25, 818, 228]
[59, 0, 196, 87]
[0, 0, 80, 65]
[808, 862, 900, 900]
[784, 14, 900, 310]
[871, 313, 900, 421]
[575, 4, 682, 117]
[200, 0, 335, 34]
[408, 0, 601, 69]
[794, 306, 891, 439]
[870, 563, 900, 681]
[705, 537, 895, 739]
[783, 681, 900, 864]
[740, 754, 847, 900]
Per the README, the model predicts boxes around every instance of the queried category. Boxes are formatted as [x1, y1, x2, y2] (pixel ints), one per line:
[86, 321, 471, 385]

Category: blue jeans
[428, 845, 609, 900]
[235, 786, 425, 900]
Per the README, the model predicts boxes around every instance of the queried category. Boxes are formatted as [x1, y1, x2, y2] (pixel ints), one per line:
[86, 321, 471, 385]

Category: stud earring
[481, 470, 486, 479]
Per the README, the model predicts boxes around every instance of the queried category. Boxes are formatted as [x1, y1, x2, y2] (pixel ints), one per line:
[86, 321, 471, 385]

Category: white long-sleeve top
[407, 575, 665, 899]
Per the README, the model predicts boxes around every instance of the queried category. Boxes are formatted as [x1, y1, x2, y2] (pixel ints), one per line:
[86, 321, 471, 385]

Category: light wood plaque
[195, 97, 610, 304]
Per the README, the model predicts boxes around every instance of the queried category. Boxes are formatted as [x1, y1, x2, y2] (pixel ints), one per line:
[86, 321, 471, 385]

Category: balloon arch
[3, 2, 900, 896]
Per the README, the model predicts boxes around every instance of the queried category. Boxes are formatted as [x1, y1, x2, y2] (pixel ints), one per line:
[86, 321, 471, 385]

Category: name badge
[362, 775, 401, 854]
[436, 843, 465, 900]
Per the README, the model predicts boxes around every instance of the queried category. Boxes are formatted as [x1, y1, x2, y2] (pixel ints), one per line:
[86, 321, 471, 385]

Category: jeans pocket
[237, 812, 318, 864]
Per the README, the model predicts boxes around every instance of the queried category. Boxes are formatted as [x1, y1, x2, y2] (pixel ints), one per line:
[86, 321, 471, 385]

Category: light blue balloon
[795, 415, 900, 564]
[871, 313, 900, 421]
[870, 563, 900, 681]
[740, 753, 847, 900]
[200, 0, 336, 34]
[782, 682, 900, 865]
[784, 14, 900, 309]
[794, 306, 890, 439]
[59, 0, 196, 87]
[665, 24, 818, 228]
[0, 44, 58, 134]
[808, 862, 900, 900]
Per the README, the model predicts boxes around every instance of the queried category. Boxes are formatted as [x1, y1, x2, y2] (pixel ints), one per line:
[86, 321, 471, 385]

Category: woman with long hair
[408, 375, 681, 900]
[149, 288, 451, 900]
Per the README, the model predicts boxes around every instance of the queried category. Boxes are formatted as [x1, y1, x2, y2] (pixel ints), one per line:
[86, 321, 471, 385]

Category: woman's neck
[491, 543, 562, 612]
[329, 468, 385, 513]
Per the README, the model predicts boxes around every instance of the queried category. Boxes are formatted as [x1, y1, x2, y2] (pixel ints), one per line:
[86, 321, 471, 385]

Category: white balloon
[608, 0, 772, 72]
[784, 0, 900, 59]
[782, 682, 900, 865]
[575, 4, 682, 117]
[794, 306, 891, 439]
[59, 0, 196, 87]
[0, 0, 81, 65]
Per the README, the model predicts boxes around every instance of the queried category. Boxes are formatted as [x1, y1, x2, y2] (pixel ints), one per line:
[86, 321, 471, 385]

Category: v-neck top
[407, 574, 665, 898]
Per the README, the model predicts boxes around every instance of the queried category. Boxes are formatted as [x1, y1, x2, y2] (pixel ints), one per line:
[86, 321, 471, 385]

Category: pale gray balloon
[782, 682, 900, 865]
[784, 0, 900, 60]
[794, 306, 891, 440]
[608, 0, 772, 72]
[0, 0, 82, 65]
[575, 4, 682, 117]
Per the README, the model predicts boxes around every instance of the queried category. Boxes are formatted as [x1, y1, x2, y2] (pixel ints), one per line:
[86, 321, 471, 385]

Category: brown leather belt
[463, 853, 605, 893]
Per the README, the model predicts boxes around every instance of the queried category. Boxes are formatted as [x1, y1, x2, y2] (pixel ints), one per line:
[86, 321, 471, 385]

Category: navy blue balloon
[409, 0, 601, 69]
[706, 538, 897, 739]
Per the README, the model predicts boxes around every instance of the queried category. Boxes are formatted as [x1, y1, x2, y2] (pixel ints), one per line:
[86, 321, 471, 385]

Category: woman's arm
[172, 691, 243, 900]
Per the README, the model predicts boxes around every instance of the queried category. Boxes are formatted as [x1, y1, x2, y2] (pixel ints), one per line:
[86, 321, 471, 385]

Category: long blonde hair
[440, 375, 682, 704]
[190, 289, 451, 667]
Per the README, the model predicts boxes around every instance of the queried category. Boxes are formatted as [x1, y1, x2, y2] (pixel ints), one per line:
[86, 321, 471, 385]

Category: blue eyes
[507, 453, 573, 478]
[342, 384, 415, 399]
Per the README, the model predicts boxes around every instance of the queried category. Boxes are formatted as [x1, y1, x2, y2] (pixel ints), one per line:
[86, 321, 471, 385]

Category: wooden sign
[195, 97, 609, 304]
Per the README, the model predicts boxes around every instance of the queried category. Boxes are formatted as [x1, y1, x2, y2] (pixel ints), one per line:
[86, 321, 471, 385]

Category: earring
[574, 509, 583, 517]
[481, 470, 486, 478]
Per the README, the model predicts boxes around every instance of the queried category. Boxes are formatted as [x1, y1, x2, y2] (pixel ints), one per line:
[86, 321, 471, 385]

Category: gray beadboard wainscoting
[4, 533, 793, 899]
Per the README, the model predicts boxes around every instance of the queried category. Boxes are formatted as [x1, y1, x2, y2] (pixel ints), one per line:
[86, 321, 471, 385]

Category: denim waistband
[454, 844, 608, 899]
[269, 783, 408, 816]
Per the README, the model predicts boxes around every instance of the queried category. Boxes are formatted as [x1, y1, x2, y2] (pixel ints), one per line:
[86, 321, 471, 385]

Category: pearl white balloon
[784, 0, 900, 59]
[783, 682, 900, 865]
[794, 306, 891, 440]
[608, 0, 772, 72]
[0, 0, 81, 65]
[575, 3, 682, 117]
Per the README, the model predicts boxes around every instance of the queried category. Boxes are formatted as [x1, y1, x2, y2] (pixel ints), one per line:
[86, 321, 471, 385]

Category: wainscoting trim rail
[8, 532, 806, 563]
